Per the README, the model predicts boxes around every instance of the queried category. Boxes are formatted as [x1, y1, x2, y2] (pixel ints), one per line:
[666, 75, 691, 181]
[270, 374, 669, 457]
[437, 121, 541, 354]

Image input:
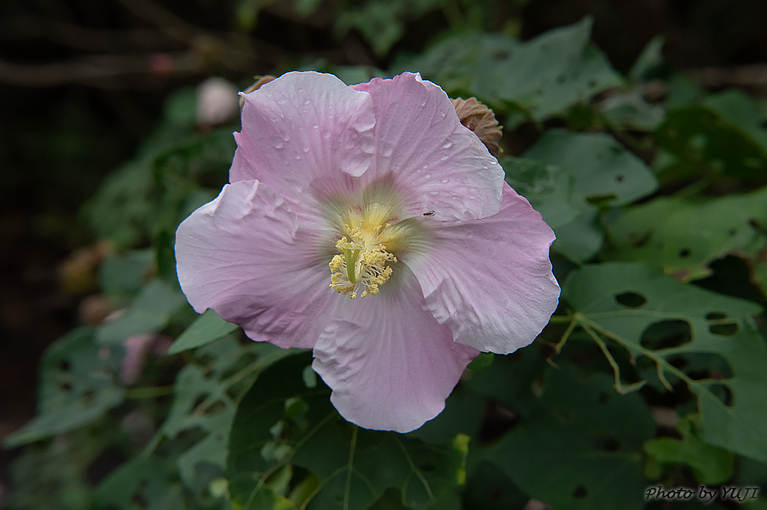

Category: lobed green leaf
[563, 263, 767, 463]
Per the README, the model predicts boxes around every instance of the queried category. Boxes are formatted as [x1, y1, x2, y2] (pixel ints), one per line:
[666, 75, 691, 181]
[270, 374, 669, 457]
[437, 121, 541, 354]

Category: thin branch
[686, 63, 767, 90]
[0, 52, 201, 88]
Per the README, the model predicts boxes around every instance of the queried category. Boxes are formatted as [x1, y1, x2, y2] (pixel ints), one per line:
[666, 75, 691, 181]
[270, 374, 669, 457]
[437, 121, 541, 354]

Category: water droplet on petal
[381, 144, 394, 157]
[442, 140, 453, 149]
[312, 124, 319, 129]
[440, 155, 449, 161]
[282, 133, 290, 142]
[442, 178, 449, 183]
[425, 173, 431, 179]
[274, 141, 284, 149]
[422, 163, 429, 169]
[304, 98, 311, 105]
[295, 155, 302, 160]
[429, 190, 439, 195]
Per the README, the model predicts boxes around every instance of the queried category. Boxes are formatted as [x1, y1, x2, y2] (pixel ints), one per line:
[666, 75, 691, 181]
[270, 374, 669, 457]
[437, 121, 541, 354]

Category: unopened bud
[197, 77, 239, 127]
[451, 97, 503, 157]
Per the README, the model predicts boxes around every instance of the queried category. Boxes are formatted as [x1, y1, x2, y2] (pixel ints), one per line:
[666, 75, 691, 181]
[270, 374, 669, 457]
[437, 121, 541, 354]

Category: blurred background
[2, 0, 767, 505]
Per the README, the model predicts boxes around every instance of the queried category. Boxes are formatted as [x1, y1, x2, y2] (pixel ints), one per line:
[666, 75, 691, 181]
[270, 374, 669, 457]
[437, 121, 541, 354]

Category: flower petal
[407, 184, 560, 353]
[312, 267, 479, 433]
[231, 71, 376, 219]
[175, 179, 334, 349]
[353, 72, 503, 222]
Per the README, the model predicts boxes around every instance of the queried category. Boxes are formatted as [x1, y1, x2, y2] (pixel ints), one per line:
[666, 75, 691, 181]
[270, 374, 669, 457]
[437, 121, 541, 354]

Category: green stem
[344, 426, 358, 510]
[125, 385, 175, 399]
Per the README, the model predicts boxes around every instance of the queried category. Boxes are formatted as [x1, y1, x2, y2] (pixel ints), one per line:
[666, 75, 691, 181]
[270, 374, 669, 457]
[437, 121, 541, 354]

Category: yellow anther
[329, 210, 399, 299]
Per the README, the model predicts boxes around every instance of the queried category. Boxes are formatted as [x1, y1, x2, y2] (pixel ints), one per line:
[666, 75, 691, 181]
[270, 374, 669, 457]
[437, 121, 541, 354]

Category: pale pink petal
[352, 72, 503, 222]
[175, 179, 335, 349]
[231, 71, 375, 221]
[406, 185, 560, 353]
[311, 268, 479, 433]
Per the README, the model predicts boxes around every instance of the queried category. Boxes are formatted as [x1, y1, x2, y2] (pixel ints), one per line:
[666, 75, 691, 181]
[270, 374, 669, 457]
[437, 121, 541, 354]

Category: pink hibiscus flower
[175, 71, 560, 433]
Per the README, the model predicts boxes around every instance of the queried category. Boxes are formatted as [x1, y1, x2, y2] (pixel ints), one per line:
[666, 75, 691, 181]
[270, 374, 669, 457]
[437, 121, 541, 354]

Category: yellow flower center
[328, 204, 400, 299]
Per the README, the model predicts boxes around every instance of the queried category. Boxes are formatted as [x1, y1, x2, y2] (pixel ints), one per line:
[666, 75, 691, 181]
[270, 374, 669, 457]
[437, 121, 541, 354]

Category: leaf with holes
[399, 17, 622, 122]
[604, 186, 767, 281]
[227, 353, 467, 510]
[655, 104, 767, 183]
[523, 130, 658, 262]
[563, 262, 767, 463]
[476, 362, 655, 510]
[4, 327, 125, 447]
[644, 414, 734, 485]
[94, 457, 186, 510]
[159, 337, 294, 492]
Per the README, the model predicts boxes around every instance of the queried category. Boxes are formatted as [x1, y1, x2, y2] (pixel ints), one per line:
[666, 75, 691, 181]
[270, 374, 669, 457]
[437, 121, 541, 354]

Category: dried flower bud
[451, 97, 503, 157]
[58, 241, 113, 296]
[78, 294, 115, 326]
[239, 75, 276, 107]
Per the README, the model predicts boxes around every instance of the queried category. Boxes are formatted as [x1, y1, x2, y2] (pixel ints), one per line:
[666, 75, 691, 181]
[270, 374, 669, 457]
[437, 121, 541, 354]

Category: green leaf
[160, 337, 294, 490]
[9, 435, 95, 509]
[169, 309, 239, 355]
[604, 186, 767, 281]
[97, 279, 187, 344]
[704, 90, 767, 153]
[85, 123, 233, 250]
[599, 89, 666, 131]
[99, 248, 155, 299]
[502, 157, 578, 229]
[95, 457, 186, 510]
[463, 463, 530, 510]
[655, 104, 767, 183]
[406, 387, 485, 445]
[523, 131, 658, 262]
[755, 261, 767, 297]
[4, 328, 125, 447]
[292, 0, 323, 17]
[562, 262, 767, 463]
[336, 1, 404, 57]
[334, 0, 445, 57]
[477, 362, 655, 510]
[627, 35, 665, 83]
[464, 344, 547, 418]
[644, 414, 734, 484]
[402, 17, 622, 122]
[227, 353, 466, 510]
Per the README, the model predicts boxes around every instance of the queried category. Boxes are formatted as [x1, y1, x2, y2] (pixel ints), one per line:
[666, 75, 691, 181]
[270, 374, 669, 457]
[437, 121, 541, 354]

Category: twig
[0, 52, 201, 88]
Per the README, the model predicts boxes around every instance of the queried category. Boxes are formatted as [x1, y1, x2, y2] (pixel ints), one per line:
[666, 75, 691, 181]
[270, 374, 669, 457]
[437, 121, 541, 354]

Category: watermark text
[645, 485, 759, 504]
